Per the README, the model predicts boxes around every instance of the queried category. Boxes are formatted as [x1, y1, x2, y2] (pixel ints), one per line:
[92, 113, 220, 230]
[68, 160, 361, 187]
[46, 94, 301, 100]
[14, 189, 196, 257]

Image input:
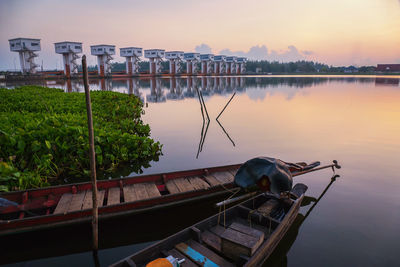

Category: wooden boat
[0, 163, 242, 236]
[110, 183, 308, 267]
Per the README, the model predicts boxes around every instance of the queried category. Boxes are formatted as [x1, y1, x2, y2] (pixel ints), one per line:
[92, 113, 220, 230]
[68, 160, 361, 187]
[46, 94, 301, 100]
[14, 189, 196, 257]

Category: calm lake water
[2, 75, 400, 266]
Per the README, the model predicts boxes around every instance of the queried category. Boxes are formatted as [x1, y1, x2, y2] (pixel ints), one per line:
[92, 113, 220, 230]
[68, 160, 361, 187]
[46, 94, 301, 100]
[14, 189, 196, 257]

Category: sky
[0, 0, 399, 70]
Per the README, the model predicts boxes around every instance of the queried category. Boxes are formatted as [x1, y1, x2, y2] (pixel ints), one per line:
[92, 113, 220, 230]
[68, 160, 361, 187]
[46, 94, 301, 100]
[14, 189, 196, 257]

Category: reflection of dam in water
[3, 76, 398, 105]
[29, 77, 247, 104]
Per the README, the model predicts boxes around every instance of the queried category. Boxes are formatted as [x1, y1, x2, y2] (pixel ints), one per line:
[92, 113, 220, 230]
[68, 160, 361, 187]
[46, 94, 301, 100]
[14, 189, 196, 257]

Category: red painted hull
[0, 164, 241, 236]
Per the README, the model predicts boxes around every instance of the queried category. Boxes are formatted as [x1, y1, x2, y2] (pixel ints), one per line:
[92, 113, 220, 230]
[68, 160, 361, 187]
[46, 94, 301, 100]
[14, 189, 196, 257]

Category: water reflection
[4, 76, 399, 102]
[264, 175, 339, 267]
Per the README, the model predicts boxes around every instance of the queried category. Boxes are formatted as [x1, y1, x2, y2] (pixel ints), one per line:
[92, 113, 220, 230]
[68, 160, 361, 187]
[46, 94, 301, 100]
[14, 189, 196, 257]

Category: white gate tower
[9, 38, 41, 74]
[55, 41, 82, 78]
[237, 57, 247, 74]
[144, 49, 165, 75]
[165, 51, 184, 75]
[200, 54, 214, 75]
[226, 56, 237, 74]
[184, 53, 200, 75]
[214, 55, 226, 75]
[120, 47, 142, 75]
[90, 45, 115, 77]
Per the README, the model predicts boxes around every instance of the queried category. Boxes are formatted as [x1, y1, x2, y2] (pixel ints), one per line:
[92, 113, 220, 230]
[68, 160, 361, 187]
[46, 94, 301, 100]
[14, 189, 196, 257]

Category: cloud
[302, 50, 314, 55]
[269, 45, 306, 62]
[195, 43, 213, 54]
[206, 44, 314, 62]
[219, 45, 269, 60]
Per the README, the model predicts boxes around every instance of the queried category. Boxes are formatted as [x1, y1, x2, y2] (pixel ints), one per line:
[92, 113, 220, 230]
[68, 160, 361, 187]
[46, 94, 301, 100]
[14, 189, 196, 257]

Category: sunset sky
[0, 0, 399, 70]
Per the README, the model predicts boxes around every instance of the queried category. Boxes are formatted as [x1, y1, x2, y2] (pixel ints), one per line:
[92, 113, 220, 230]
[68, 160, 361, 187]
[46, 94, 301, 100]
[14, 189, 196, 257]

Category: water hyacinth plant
[0, 86, 162, 191]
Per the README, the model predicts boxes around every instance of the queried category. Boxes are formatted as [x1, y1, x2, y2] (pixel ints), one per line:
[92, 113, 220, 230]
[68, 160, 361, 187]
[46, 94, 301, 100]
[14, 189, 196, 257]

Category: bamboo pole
[82, 55, 99, 251]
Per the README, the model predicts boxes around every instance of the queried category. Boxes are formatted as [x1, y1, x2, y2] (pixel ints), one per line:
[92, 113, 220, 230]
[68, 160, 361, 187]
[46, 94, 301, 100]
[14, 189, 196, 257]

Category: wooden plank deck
[133, 183, 149, 200]
[107, 187, 121, 206]
[52, 168, 235, 216]
[123, 185, 138, 203]
[81, 190, 105, 210]
[67, 191, 86, 212]
[173, 178, 196, 193]
[212, 171, 234, 184]
[165, 180, 180, 194]
[145, 183, 161, 198]
[203, 175, 222, 186]
[53, 193, 73, 214]
[202, 230, 222, 252]
[188, 177, 210, 190]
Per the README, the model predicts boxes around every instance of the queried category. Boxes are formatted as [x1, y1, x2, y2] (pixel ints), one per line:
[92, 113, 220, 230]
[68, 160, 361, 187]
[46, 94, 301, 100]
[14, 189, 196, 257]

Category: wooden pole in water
[82, 55, 99, 251]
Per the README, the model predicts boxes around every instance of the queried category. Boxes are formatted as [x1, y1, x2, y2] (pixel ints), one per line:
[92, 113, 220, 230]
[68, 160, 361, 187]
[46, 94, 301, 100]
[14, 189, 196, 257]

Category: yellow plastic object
[146, 258, 173, 267]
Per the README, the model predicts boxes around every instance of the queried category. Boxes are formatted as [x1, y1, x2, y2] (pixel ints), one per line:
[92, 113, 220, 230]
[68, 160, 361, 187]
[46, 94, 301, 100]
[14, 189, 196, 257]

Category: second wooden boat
[110, 183, 308, 267]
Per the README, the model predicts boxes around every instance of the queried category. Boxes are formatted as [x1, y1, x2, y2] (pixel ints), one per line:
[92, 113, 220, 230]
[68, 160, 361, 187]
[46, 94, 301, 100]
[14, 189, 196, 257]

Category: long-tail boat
[109, 159, 340, 267]
[110, 183, 309, 267]
[0, 164, 242, 236]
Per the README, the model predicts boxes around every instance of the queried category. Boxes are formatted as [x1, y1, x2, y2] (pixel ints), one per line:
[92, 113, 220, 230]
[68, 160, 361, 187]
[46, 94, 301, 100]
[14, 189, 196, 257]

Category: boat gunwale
[0, 163, 242, 199]
[0, 186, 235, 236]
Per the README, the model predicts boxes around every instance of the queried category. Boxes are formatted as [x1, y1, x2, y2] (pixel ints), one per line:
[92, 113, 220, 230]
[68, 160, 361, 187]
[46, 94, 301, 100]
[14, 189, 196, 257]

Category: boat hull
[0, 164, 241, 237]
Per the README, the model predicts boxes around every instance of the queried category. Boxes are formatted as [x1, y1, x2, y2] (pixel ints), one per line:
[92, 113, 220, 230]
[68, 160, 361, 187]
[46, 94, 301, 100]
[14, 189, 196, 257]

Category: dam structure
[184, 53, 200, 75]
[9, 38, 41, 74]
[145, 49, 165, 75]
[55, 41, 82, 78]
[120, 47, 142, 75]
[4, 37, 249, 81]
[237, 57, 247, 74]
[200, 54, 214, 75]
[226, 56, 237, 75]
[165, 51, 184, 75]
[214, 55, 227, 75]
[90, 45, 115, 77]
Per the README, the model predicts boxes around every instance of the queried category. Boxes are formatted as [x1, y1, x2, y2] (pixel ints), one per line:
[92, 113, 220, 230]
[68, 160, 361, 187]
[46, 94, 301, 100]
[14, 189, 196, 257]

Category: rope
[216, 184, 240, 228]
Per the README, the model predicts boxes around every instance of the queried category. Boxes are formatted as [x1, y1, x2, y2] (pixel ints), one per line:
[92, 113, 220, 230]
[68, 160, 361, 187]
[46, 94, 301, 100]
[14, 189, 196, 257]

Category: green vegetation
[0, 86, 162, 192]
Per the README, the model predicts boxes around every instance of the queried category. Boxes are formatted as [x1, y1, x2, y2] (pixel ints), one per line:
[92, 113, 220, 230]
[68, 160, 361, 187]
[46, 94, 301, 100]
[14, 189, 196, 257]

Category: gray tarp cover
[234, 157, 293, 193]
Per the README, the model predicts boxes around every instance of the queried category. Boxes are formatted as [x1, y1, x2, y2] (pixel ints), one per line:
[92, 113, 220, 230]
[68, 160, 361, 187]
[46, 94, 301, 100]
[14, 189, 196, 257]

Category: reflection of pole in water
[264, 175, 339, 267]
[216, 92, 236, 146]
[196, 87, 210, 159]
[304, 175, 339, 219]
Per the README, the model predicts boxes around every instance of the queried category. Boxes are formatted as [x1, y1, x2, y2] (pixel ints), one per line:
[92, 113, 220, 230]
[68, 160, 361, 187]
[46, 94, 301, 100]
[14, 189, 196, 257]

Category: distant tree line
[245, 60, 376, 73]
